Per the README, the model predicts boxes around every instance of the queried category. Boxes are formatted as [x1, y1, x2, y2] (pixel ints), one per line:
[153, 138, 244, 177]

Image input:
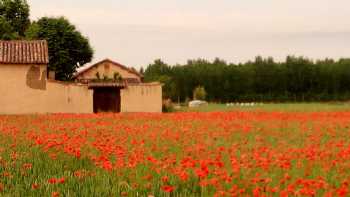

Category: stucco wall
[77, 61, 141, 81]
[45, 81, 93, 113]
[0, 64, 93, 114]
[121, 83, 162, 113]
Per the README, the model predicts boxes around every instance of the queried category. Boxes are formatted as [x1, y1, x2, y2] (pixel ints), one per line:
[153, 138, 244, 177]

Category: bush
[162, 99, 174, 113]
[193, 86, 207, 100]
[113, 72, 122, 81]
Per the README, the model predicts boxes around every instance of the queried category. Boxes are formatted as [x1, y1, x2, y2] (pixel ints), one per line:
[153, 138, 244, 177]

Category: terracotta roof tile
[0, 40, 49, 64]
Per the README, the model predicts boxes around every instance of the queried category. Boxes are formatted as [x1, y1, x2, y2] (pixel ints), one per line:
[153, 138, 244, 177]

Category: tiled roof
[0, 40, 49, 64]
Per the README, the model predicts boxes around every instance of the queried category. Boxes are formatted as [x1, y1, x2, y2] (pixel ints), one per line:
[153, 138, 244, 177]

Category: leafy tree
[0, 0, 29, 39]
[0, 16, 17, 39]
[144, 59, 174, 98]
[193, 86, 207, 100]
[144, 59, 171, 81]
[139, 67, 144, 75]
[26, 17, 93, 81]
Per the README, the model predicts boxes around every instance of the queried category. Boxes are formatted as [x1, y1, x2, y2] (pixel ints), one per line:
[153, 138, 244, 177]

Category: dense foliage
[193, 86, 207, 100]
[0, 0, 29, 39]
[26, 17, 93, 81]
[144, 56, 350, 102]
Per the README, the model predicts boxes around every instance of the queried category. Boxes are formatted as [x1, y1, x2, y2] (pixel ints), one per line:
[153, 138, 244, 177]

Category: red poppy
[51, 191, 59, 197]
[31, 183, 39, 189]
[48, 178, 57, 184]
[162, 185, 175, 193]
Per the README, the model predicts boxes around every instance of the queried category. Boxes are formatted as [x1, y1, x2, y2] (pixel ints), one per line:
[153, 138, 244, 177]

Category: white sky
[29, 0, 350, 68]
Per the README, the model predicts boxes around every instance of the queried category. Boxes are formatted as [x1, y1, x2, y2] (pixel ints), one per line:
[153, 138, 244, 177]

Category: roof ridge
[0, 39, 46, 41]
[75, 58, 143, 78]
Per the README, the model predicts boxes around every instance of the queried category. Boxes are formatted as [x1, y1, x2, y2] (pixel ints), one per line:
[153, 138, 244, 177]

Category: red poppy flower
[162, 185, 175, 193]
[31, 183, 39, 189]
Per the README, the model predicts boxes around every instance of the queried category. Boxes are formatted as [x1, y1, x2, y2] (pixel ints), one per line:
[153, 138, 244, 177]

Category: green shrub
[193, 86, 207, 100]
[162, 99, 174, 113]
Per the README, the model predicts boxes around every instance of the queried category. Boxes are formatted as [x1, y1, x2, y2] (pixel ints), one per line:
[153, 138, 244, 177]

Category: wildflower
[22, 163, 32, 170]
[2, 172, 11, 178]
[31, 183, 39, 189]
[102, 160, 113, 171]
[178, 171, 189, 181]
[253, 187, 261, 197]
[161, 176, 169, 183]
[58, 177, 65, 184]
[48, 177, 65, 184]
[337, 186, 348, 197]
[48, 178, 57, 184]
[51, 191, 59, 197]
[162, 185, 175, 193]
[0, 183, 4, 192]
[144, 182, 152, 189]
[143, 174, 153, 181]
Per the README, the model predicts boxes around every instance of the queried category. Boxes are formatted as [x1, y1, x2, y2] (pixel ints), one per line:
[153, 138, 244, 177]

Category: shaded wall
[0, 64, 93, 114]
[121, 83, 162, 113]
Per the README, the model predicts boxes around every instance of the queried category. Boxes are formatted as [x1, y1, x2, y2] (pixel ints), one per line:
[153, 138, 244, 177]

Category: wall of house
[120, 83, 162, 113]
[45, 81, 93, 113]
[0, 64, 93, 114]
[77, 61, 141, 81]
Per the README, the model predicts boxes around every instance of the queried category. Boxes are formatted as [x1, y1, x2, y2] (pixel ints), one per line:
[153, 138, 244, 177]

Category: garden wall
[0, 64, 93, 114]
[121, 83, 162, 113]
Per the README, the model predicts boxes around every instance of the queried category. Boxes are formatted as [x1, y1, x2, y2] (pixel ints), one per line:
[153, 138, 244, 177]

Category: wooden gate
[93, 87, 121, 113]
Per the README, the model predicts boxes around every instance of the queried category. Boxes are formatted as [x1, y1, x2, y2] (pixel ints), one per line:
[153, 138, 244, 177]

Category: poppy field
[1, 110, 350, 196]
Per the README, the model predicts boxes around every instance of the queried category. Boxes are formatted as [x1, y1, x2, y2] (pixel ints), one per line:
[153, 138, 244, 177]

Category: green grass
[0, 137, 186, 197]
[0, 138, 118, 197]
[176, 102, 350, 112]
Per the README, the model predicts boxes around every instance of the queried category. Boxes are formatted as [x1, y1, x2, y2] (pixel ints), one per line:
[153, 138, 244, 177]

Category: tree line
[143, 56, 350, 102]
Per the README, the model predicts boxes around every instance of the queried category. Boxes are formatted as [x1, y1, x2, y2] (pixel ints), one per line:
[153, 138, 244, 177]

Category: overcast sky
[29, 0, 350, 68]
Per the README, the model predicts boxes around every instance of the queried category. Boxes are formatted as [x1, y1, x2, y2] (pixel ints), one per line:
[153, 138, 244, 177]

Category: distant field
[177, 102, 350, 112]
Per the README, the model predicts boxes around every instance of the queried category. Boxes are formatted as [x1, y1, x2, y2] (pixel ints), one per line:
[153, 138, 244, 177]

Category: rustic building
[0, 40, 93, 114]
[74, 59, 162, 113]
[0, 40, 162, 114]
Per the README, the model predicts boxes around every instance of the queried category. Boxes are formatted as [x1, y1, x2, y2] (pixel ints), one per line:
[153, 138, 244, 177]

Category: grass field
[1, 104, 350, 196]
[177, 102, 350, 112]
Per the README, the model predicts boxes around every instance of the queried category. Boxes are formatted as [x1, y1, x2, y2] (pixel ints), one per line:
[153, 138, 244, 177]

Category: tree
[193, 86, 207, 100]
[0, 0, 30, 39]
[143, 55, 350, 102]
[144, 59, 174, 98]
[26, 17, 93, 81]
[139, 67, 144, 75]
[144, 59, 171, 82]
[0, 16, 17, 39]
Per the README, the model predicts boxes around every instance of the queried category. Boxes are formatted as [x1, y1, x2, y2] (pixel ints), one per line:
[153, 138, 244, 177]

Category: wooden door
[93, 88, 121, 113]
